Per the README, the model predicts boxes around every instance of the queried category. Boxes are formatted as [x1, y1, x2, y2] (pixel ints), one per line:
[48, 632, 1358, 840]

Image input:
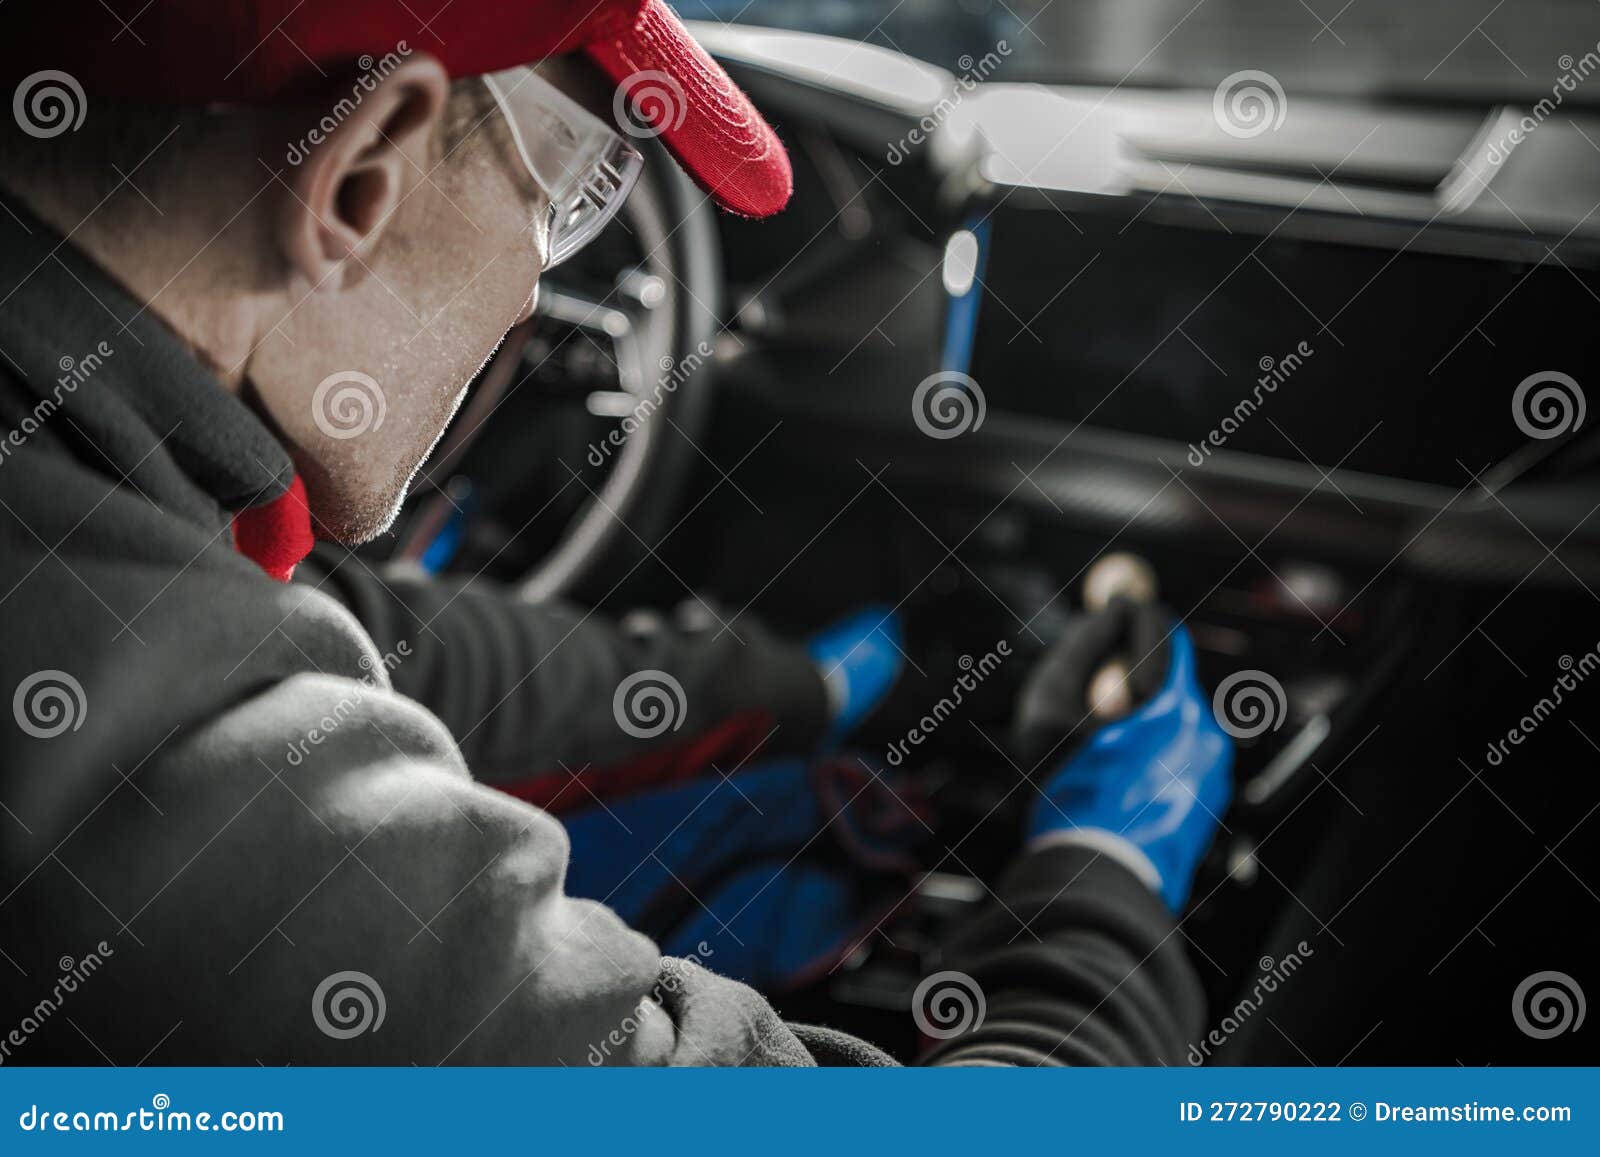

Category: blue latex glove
[1024, 615, 1233, 912]
[806, 605, 904, 747]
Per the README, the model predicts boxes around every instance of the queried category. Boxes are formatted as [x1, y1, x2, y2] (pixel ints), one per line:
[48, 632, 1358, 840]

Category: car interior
[365, 3, 1600, 1065]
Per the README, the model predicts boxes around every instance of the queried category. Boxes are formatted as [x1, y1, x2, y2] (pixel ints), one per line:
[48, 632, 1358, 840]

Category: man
[0, 0, 1231, 1065]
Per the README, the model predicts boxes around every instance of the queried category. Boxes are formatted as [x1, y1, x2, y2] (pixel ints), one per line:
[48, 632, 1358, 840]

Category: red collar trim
[231, 474, 313, 582]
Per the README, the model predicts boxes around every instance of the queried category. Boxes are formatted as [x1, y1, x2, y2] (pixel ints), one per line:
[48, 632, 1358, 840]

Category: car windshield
[681, 0, 1600, 105]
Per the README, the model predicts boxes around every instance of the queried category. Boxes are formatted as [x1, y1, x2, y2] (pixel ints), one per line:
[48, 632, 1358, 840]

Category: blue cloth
[1027, 626, 1233, 911]
[806, 605, 904, 746]
[561, 757, 922, 990]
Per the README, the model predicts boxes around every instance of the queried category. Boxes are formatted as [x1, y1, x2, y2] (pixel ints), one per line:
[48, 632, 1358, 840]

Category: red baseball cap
[0, 0, 792, 217]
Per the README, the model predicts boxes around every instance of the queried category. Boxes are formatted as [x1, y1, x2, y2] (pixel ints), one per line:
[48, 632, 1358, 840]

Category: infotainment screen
[964, 211, 1590, 486]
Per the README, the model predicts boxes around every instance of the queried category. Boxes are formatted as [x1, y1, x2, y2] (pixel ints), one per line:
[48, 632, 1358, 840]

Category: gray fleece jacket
[0, 195, 1202, 1066]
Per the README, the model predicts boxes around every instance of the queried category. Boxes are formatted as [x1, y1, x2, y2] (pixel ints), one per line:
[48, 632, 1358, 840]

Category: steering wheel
[521, 137, 722, 601]
[415, 136, 721, 603]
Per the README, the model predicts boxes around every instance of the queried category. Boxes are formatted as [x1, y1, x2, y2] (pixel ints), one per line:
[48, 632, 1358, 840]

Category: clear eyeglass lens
[545, 137, 643, 267]
[483, 67, 644, 270]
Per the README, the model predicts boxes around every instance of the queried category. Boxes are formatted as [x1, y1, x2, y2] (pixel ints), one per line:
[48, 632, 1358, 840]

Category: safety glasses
[482, 65, 644, 269]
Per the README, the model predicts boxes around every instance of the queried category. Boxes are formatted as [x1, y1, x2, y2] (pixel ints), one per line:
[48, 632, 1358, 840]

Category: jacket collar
[0, 190, 312, 579]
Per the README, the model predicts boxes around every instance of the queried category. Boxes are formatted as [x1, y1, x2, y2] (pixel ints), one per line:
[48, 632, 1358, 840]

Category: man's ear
[279, 54, 451, 286]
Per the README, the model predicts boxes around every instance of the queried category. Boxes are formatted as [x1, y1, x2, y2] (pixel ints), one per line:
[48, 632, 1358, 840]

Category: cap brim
[583, 0, 792, 218]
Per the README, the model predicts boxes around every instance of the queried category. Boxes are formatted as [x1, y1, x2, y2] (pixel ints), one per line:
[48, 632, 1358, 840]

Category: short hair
[0, 81, 495, 211]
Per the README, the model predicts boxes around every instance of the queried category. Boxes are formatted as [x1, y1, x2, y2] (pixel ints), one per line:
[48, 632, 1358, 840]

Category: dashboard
[691, 22, 1600, 588]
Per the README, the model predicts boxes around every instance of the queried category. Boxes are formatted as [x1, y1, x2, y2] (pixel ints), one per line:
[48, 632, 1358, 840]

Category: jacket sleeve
[921, 843, 1205, 1066]
[0, 556, 820, 1066]
[294, 546, 830, 792]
